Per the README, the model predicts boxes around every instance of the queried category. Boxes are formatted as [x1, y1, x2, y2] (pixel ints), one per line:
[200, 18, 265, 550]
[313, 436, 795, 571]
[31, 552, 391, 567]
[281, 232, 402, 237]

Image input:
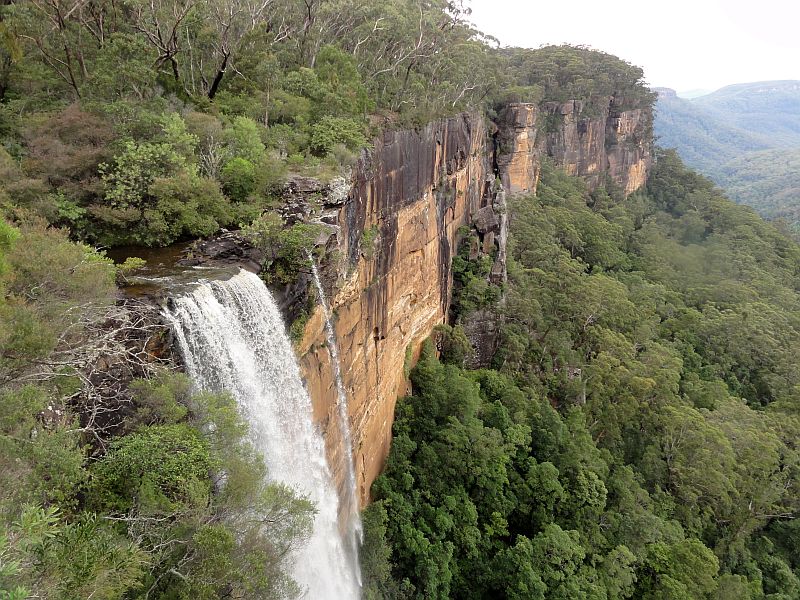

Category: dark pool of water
[106, 242, 237, 298]
[105, 242, 191, 275]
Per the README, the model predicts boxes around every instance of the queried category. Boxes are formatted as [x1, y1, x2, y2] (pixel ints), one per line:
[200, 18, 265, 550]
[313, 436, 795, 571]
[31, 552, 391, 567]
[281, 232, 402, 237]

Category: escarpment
[496, 97, 651, 198]
[295, 114, 494, 506]
[294, 96, 653, 506]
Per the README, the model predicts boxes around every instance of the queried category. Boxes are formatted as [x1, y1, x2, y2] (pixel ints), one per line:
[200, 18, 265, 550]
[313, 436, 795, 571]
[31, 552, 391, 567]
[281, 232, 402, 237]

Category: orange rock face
[498, 100, 652, 197]
[297, 114, 494, 507]
[544, 100, 652, 194]
[298, 102, 652, 508]
[497, 103, 541, 195]
[605, 107, 651, 195]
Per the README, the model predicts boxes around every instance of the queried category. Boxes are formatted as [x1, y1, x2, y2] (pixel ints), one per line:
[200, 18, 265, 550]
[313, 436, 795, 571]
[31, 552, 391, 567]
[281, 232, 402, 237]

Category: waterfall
[309, 260, 363, 582]
[164, 269, 360, 599]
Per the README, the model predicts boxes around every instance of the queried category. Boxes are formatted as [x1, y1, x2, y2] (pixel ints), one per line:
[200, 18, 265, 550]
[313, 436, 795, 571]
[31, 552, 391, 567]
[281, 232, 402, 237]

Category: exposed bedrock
[296, 114, 494, 506]
[287, 99, 653, 506]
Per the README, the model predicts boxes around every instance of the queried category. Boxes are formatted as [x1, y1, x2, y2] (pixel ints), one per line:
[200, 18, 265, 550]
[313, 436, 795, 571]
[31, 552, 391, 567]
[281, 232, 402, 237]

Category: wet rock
[179, 231, 263, 273]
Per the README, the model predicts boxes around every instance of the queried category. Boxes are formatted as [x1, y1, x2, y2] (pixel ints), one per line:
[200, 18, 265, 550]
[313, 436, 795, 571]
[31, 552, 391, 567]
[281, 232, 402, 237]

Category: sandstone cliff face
[605, 99, 651, 196]
[496, 103, 540, 195]
[297, 100, 652, 507]
[297, 114, 494, 506]
[498, 99, 652, 197]
[544, 97, 652, 195]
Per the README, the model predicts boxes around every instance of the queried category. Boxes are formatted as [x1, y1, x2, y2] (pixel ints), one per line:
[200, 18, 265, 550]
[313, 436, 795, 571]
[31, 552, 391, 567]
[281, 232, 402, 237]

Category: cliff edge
[297, 97, 652, 505]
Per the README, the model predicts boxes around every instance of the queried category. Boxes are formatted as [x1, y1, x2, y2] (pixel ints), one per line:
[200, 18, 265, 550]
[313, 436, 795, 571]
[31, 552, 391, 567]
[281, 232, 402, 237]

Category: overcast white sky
[468, 0, 800, 93]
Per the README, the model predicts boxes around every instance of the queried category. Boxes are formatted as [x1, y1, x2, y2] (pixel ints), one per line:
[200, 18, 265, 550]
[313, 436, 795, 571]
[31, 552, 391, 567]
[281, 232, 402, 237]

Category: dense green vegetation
[715, 148, 800, 229]
[0, 0, 505, 248]
[654, 82, 800, 231]
[8, 0, 794, 597]
[501, 45, 657, 114]
[362, 153, 800, 599]
[0, 221, 315, 598]
[0, 0, 657, 250]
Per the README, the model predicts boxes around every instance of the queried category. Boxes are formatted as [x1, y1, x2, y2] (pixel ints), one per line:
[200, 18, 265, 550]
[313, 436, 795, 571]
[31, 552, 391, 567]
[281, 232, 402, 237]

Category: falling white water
[164, 269, 360, 599]
[309, 259, 363, 583]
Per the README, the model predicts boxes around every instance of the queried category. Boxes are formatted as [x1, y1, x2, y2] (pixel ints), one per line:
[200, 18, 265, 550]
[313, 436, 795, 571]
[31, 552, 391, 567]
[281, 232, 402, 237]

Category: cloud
[468, 0, 800, 91]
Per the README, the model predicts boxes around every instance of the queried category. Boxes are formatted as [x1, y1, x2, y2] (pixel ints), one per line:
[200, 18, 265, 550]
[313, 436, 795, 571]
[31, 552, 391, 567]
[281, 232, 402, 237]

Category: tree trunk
[207, 53, 228, 100]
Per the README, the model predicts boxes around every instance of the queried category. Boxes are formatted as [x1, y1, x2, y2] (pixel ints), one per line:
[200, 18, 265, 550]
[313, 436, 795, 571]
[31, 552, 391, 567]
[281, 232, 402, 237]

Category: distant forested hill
[693, 81, 800, 145]
[654, 81, 800, 230]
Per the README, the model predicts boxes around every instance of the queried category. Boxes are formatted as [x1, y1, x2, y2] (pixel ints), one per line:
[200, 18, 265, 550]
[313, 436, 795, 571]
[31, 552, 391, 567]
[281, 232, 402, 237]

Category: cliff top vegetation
[0, 0, 656, 248]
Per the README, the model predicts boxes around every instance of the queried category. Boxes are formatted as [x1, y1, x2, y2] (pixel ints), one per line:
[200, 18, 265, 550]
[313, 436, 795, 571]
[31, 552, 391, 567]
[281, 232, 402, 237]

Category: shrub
[221, 157, 257, 202]
[330, 143, 359, 169]
[83, 33, 156, 103]
[435, 324, 472, 367]
[90, 424, 213, 513]
[265, 123, 308, 157]
[242, 213, 322, 285]
[98, 140, 184, 211]
[224, 116, 266, 164]
[360, 225, 379, 258]
[309, 116, 367, 156]
[289, 310, 309, 345]
[93, 174, 227, 246]
[146, 174, 231, 244]
[496, 85, 544, 105]
[313, 45, 372, 118]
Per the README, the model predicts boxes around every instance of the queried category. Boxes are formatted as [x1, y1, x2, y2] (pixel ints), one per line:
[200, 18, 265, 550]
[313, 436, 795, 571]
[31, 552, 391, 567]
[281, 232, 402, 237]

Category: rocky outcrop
[495, 99, 651, 198]
[180, 231, 263, 272]
[605, 97, 652, 196]
[541, 98, 652, 195]
[496, 103, 540, 195]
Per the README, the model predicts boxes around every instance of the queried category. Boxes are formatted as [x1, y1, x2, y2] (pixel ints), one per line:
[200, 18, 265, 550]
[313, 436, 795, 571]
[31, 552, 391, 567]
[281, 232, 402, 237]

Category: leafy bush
[224, 116, 267, 164]
[313, 45, 372, 118]
[309, 116, 367, 156]
[145, 174, 231, 243]
[0, 220, 116, 381]
[221, 157, 258, 202]
[98, 140, 185, 209]
[504, 45, 657, 112]
[265, 123, 308, 157]
[496, 85, 544, 105]
[243, 213, 323, 285]
[91, 424, 213, 512]
[2, 362, 314, 599]
[450, 235, 500, 319]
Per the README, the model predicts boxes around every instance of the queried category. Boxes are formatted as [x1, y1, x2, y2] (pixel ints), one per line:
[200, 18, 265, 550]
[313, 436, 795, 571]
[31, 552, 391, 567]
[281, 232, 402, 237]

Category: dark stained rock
[461, 308, 501, 369]
[179, 231, 263, 273]
[281, 175, 353, 224]
[472, 205, 499, 235]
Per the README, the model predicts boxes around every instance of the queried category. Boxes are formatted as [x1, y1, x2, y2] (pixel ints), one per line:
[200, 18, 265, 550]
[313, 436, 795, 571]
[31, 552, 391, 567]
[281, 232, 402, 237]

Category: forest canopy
[362, 152, 800, 600]
[0, 0, 659, 248]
